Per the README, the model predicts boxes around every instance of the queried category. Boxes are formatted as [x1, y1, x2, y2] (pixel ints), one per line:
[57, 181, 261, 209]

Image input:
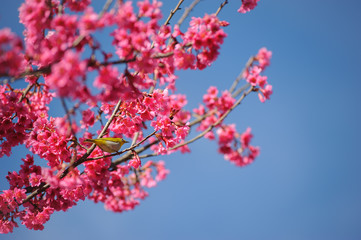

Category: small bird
[84, 138, 128, 153]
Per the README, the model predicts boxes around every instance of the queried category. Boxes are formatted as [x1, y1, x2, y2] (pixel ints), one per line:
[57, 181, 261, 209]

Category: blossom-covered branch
[0, 0, 271, 233]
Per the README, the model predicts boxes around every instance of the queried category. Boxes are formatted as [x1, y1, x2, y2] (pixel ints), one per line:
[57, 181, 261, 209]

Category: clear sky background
[1, 0, 361, 239]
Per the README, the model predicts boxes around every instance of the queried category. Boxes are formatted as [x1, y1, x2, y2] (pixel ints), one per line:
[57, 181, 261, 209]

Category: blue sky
[1, 0, 361, 239]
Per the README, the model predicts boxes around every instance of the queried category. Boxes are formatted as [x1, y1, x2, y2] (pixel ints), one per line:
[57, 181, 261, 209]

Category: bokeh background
[1, 0, 361, 239]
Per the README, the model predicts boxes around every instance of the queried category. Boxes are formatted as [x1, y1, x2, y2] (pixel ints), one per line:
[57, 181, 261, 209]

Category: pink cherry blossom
[0, 0, 272, 232]
[129, 152, 142, 169]
[257, 47, 272, 69]
[238, 0, 260, 14]
[258, 84, 273, 103]
[182, 14, 227, 69]
[240, 127, 253, 149]
[65, 0, 91, 12]
[0, 28, 25, 76]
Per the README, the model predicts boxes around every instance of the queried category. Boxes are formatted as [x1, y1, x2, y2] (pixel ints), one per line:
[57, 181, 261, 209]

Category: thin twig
[99, 0, 114, 19]
[101, 57, 137, 66]
[232, 83, 250, 98]
[18, 83, 35, 103]
[150, 0, 184, 50]
[21, 183, 51, 205]
[12, 66, 51, 82]
[215, 0, 228, 16]
[163, 0, 184, 26]
[60, 98, 77, 138]
[109, 138, 157, 168]
[176, 0, 200, 26]
[131, 132, 140, 147]
[229, 56, 254, 93]
[58, 0, 65, 15]
[97, 100, 123, 139]
[73, 0, 114, 47]
[189, 109, 217, 127]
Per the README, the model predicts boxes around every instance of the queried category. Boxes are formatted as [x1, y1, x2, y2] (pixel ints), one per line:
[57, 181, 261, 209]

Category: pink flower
[79, 7, 99, 36]
[26, 116, 71, 168]
[240, 127, 253, 149]
[45, 51, 91, 102]
[0, 219, 18, 234]
[175, 125, 190, 140]
[258, 84, 273, 103]
[173, 45, 196, 70]
[217, 124, 236, 145]
[129, 152, 142, 169]
[238, 0, 260, 14]
[0, 28, 25, 76]
[217, 90, 235, 113]
[151, 116, 174, 136]
[65, 0, 91, 12]
[80, 109, 95, 129]
[29, 173, 42, 187]
[193, 104, 206, 116]
[257, 47, 272, 69]
[155, 161, 169, 181]
[203, 86, 219, 109]
[182, 14, 227, 68]
[137, 0, 162, 20]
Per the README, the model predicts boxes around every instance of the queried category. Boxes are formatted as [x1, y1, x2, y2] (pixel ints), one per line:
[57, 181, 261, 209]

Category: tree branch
[163, 0, 184, 26]
[137, 86, 255, 160]
[21, 98, 123, 205]
[86, 130, 157, 162]
[229, 56, 255, 93]
[72, 0, 115, 47]
[215, 0, 228, 16]
[176, 0, 200, 26]
[172, 86, 254, 150]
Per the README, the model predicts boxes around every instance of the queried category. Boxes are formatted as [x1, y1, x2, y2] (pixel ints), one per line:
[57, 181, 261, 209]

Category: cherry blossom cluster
[0, 85, 35, 158]
[16, 0, 230, 102]
[25, 115, 72, 168]
[0, 0, 268, 233]
[1, 152, 168, 233]
[238, 0, 260, 14]
[217, 125, 260, 167]
[179, 14, 228, 69]
[194, 86, 235, 139]
[0, 29, 25, 76]
[45, 51, 89, 101]
[244, 47, 273, 102]
[89, 160, 168, 212]
[193, 85, 260, 167]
